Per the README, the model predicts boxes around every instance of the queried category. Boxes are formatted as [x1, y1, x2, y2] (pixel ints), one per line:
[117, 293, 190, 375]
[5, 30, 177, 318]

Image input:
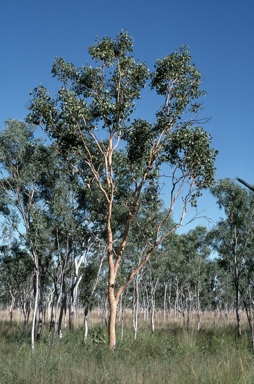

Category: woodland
[0, 31, 254, 383]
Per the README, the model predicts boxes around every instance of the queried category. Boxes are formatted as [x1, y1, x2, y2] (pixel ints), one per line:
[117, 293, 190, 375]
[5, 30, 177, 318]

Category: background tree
[0, 120, 52, 349]
[0, 240, 33, 329]
[210, 178, 254, 338]
[0, 120, 93, 346]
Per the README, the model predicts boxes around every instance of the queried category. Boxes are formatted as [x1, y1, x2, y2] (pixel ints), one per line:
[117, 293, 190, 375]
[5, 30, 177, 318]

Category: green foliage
[151, 46, 205, 117]
[27, 30, 217, 239]
[210, 178, 254, 264]
[0, 241, 34, 302]
[210, 178, 254, 337]
[212, 178, 252, 224]
[166, 127, 218, 197]
[127, 119, 153, 165]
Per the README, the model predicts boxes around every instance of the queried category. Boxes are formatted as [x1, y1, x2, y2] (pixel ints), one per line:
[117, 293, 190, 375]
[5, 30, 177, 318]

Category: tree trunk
[58, 290, 67, 339]
[22, 298, 31, 335]
[121, 301, 125, 341]
[9, 291, 15, 322]
[175, 279, 179, 318]
[83, 306, 89, 343]
[31, 266, 39, 351]
[163, 283, 167, 321]
[69, 258, 83, 330]
[37, 268, 45, 341]
[150, 278, 158, 334]
[233, 226, 241, 337]
[196, 286, 201, 331]
[69, 296, 75, 330]
[108, 293, 117, 350]
[167, 282, 172, 319]
[132, 275, 139, 340]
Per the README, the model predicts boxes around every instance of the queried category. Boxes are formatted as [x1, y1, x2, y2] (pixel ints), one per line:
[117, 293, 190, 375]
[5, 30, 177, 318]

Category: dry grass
[0, 308, 253, 384]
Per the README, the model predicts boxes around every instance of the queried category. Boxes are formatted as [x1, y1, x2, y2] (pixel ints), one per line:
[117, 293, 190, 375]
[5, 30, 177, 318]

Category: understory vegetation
[1, 310, 254, 384]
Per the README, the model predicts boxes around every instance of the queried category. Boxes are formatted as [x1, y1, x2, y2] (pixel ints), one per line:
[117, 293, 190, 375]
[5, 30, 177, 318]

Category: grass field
[0, 309, 254, 384]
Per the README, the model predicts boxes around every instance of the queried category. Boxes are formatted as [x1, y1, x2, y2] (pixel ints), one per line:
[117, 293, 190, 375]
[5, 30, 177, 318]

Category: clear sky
[0, 0, 254, 231]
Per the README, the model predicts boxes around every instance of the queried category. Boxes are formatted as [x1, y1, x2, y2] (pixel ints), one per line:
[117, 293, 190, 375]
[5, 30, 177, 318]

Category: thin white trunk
[31, 267, 39, 351]
[163, 283, 167, 320]
[150, 278, 158, 334]
[132, 275, 139, 340]
[83, 307, 88, 343]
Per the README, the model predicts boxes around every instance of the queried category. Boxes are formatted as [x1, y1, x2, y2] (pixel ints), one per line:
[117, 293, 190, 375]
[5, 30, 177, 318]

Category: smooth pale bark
[31, 266, 39, 351]
[37, 304, 43, 341]
[233, 226, 241, 337]
[186, 289, 192, 331]
[57, 290, 67, 339]
[163, 283, 167, 321]
[108, 294, 117, 349]
[244, 289, 254, 352]
[47, 290, 54, 324]
[144, 286, 149, 322]
[69, 300, 75, 330]
[69, 257, 83, 330]
[37, 269, 45, 341]
[107, 246, 118, 349]
[51, 287, 62, 345]
[108, 245, 118, 349]
[167, 282, 172, 319]
[151, 301, 155, 333]
[83, 306, 89, 343]
[106, 134, 117, 350]
[196, 288, 201, 331]
[22, 298, 31, 335]
[120, 293, 127, 341]
[174, 279, 179, 318]
[9, 291, 15, 322]
[132, 275, 139, 340]
[150, 277, 158, 334]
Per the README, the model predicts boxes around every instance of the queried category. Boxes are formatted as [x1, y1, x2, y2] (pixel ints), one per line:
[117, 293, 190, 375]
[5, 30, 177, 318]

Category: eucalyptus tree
[0, 120, 54, 348]
[184, 226, 211, 329]
[27, 31, 217, 349]
[161, 227, 211, 328]
[0, 240, 34, 327]
[0, 120, 79, 344]
[210, 178, 254, 337]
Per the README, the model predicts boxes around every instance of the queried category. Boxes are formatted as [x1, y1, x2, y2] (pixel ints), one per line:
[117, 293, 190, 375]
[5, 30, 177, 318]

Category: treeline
[0, 31, 253, 350]
[0, 122, 253, 348]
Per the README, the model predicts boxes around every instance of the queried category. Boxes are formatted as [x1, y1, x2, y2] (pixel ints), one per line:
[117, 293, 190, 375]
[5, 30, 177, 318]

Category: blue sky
[1, 0, 254, 231]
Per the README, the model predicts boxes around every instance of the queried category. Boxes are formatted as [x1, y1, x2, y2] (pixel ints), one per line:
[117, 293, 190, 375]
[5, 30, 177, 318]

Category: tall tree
[0, 120, 75, 347]
[210, 178, 254, 337]
[0, 120, 51, 349]
[27, 31, 217, 349]
[0, 240, 34, 328]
